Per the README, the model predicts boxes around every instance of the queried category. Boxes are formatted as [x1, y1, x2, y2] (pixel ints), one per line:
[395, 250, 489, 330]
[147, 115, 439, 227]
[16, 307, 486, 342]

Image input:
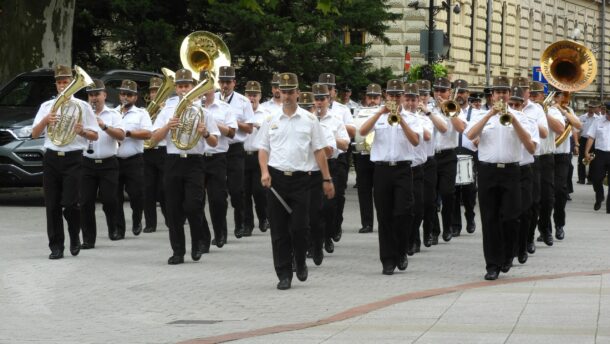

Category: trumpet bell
[540, 40, 597, 93]
[180, 31, 231, 90]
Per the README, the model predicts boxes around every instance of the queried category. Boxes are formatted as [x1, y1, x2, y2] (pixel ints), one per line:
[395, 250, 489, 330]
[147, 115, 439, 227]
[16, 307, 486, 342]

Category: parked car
[0, 68, 161, 187]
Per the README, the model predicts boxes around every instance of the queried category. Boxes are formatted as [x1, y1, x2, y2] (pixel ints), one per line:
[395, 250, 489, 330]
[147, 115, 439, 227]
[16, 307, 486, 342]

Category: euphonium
[540, 39, 597, 147]
[440, 88, 460, 117]
[171, 31, 230, 150]
[47, 65, 94, 146]
[144, 68, 175, 149]
[386, 100, 401, 125]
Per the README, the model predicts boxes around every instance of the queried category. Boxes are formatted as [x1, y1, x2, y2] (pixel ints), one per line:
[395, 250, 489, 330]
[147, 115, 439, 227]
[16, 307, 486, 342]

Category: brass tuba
[47, 65, 94, 146]
[171, 31, 231, 150]
[540, 40, 597, 146]
[144, 68, 175, 149]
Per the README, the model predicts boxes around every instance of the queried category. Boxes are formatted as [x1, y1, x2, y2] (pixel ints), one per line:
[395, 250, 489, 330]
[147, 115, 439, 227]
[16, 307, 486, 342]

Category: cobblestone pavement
[0, 169, 608, 344]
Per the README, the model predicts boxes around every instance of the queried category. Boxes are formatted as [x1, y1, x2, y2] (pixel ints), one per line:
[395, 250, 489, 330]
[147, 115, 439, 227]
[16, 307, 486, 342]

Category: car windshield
[0, 76, 57, 107]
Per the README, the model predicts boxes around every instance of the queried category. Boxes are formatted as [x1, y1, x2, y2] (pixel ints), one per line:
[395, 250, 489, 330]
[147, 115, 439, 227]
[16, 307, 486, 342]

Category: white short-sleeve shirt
[84, 105, 124, 159]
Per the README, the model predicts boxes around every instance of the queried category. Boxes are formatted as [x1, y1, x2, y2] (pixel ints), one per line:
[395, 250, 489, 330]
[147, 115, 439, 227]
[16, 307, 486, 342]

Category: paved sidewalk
[0, 170, 608, 344]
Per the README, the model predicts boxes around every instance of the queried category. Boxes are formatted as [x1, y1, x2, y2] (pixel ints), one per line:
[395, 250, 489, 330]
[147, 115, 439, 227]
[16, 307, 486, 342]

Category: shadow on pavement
[0, 187, 45, 207]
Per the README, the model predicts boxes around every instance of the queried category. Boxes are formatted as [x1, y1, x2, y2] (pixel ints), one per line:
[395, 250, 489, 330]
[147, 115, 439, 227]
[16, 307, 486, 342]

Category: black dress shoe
[260, 219, 270, 232]
[536, 236, 543, 242]
[296, 264, 308, 282]
[543, 234, 553, 246]
[70, 242, 81, 256]
[382, 264, 395, 275]
[566, 194, 572, 201]
[81, 242, 95, 249]
[397, 254, 408, 271]
[555, 226, 565, 240]
[466, 222, 476, 234]
[277, 278, 291, 290]
[451, 226, 461, 237]
[484, 270, 499, 280]
[527, 242, 536, 254]
[414, 245, 421, 253]
[442, 231, 452, 242]
[332, 228, 342, 242]
[358, 225, 373, 233]
[242, 226, 253, 237]
[167, 255, 184, 265]
[518, 252, 528, 264]
[577, 180, 585, 184]
[191, 242, 204, 261]
[423, 237, 432, 247]
[234, 226, 243, 239]
[214, 235, 226, 248]
[324, 239, 334, 253]
[594, 201, 602, 211]
[406, 245, 415, 256]
[143, 226, 156, 233]
[313, 248, 324, 266]
[202, 245, 210, 254]
[431, 235, 439, 245]
[109, 231, 123, 241]
[49, 250, 64, 260]
[500, 261, 512, 273]
[132, 223, 143, 236]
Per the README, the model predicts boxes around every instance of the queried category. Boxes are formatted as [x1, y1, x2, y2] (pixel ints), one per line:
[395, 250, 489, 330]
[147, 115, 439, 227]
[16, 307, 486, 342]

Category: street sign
[532, 66, 547, 83]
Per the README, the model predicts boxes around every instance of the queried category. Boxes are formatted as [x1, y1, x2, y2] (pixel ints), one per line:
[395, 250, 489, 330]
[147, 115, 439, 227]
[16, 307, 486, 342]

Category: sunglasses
[119, 92, 135, 97]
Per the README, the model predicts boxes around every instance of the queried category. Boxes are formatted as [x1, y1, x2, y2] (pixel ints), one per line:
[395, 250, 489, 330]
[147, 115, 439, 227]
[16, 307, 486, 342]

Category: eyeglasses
[314, 96, 327, 101]
[119, 92, 135, 97]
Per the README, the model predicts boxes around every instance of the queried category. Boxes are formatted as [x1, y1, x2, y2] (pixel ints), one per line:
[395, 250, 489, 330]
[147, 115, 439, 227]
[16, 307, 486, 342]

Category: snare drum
[455, 154, 474, 185]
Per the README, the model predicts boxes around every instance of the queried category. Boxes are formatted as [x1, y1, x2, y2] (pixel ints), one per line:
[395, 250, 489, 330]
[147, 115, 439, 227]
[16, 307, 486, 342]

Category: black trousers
[518, 164, 533, 256]
[537, 154, 555, 237]
[43, 150, 83, 252]
[80, 157, 119, 245]
[244, 151, 267, 229]
[553, 153, 571, 228]
[452, 148, 477, 230]
[477, 163, 521, 273]
[117, 154, 144, 235]
[308, 170, 323, 251]
[322, 160, 340, 241]
[410, 164, 424, 249]
[164, 154, 205, 256]
[590, 149, 610, 211]
[528, 156, 542, 243]
[227, 143, 246, 229]
[268, 167, 310, 280]
[143, 147, 167, 230]
[373, 162, 413, 268]
[422, 157, 438, 240]
[202, 153, 228, 244]
[577, 137, 594, 182]
[334, 152, 349, 234]
[354, 152, 375, 229]
[434, 148, 458, 236]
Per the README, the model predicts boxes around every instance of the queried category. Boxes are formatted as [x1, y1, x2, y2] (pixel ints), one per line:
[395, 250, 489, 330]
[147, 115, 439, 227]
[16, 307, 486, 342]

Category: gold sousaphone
[144, 68, 176, 149]
[171, 31, 231, 150]
[47, 65, 94, 146]
[540, 40, 597, 146]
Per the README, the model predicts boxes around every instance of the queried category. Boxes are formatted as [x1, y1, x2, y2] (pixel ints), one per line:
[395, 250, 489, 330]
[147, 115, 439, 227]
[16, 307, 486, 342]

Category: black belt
[84, 156, 116, 164]
[46, 149, 82, 157]
[246, 151, 258, 155]
[269, 166, 311, 177]
[203, 152, 226, 159]
[118, 153, 143, 161]
[374, 160, 412, 167]
[145, 145, 166, 151]
[168, 153, 202, 158]
[435, 148, 455, 155]
[479, 161, 519, 168]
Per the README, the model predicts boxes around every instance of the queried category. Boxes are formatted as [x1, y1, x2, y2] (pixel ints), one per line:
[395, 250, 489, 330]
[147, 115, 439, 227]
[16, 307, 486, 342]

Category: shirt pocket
[295, 126, 311, 148]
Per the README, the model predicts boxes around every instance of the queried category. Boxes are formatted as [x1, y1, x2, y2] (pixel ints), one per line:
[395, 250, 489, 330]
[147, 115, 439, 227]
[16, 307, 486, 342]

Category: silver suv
[0, 68, 160, 187]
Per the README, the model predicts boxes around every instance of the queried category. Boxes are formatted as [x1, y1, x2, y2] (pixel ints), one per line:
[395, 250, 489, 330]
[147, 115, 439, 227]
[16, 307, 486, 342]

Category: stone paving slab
[0, 170, 609, 344]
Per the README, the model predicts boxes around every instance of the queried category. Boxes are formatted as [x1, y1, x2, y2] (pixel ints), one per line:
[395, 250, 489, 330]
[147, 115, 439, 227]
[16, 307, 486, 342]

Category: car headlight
[15, 125, 33, 138]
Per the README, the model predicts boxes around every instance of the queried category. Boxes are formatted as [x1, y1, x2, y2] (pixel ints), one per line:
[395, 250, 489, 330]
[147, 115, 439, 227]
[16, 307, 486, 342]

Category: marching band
[34, 34, 610, 289]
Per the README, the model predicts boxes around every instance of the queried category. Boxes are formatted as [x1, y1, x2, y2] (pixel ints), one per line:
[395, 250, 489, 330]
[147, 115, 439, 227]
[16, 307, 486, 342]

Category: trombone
[439, 88, 460, 117]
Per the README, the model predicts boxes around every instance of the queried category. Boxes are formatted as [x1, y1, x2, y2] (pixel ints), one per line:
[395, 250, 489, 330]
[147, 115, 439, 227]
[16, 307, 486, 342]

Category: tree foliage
[406, 63, 448, 83]
[73, 0, 401, 95]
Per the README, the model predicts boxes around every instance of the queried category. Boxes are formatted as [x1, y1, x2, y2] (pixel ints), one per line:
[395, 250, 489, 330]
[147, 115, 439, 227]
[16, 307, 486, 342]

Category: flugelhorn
[440, 88, 460, 117]
[386, 101, 401, 125]
[495, 99, 512, 126]
[47, 65, 94, 146]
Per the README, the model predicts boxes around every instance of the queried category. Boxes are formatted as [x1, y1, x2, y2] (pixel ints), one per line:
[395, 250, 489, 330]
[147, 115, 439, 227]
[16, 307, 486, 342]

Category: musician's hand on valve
[74, 122, 84, 136]
[197, 122, 207, 136]
[167, 117, 179, 130]
[97, 118, 105, 128]
[46, 112, 57, 126]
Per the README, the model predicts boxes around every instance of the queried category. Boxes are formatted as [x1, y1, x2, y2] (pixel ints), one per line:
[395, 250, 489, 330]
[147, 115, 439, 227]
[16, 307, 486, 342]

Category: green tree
[73, 0, 401, 95]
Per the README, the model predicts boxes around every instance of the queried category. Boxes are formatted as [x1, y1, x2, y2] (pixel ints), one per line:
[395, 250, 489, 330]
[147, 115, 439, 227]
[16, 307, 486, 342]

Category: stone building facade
[367, 0, 608, 107]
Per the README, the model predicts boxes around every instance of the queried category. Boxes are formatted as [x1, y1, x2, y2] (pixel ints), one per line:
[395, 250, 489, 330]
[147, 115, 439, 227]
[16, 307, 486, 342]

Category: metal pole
[428, 0, 435, 65]
[602, 0, 606, 100]
[485, 0, 492, 86]
[446, 0, 451, 58]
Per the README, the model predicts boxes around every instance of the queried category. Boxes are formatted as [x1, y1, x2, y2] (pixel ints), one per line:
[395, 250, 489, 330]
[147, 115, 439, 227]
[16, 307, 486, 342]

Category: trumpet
[386, 101, 401, 125]
[495, 99, 512, 126]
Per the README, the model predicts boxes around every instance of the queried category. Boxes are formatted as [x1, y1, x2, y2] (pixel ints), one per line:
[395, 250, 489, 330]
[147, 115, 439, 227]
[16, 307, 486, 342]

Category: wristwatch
[203, 132, 210, 139]
[102, 124, 108, 131]
[126, 130, 132, 137]
[425, 111, 432, 116]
